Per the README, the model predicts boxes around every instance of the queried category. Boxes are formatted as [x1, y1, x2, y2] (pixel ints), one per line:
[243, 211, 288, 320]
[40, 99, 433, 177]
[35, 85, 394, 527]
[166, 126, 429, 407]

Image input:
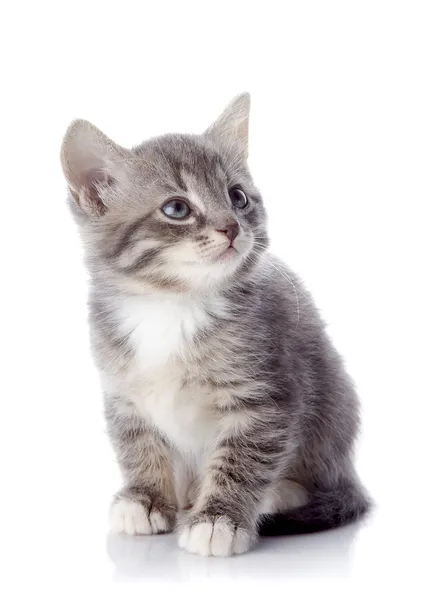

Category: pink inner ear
[78, 168, 112, 217]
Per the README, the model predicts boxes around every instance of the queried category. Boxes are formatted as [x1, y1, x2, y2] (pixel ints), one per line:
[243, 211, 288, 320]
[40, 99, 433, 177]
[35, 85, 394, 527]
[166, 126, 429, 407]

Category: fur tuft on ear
[205, 93, 250, 160]
[60, 120, 128, 217]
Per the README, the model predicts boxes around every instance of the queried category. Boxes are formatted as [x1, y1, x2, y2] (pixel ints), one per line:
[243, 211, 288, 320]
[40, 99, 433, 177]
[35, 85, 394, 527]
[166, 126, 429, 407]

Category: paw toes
[188, 522, 214, 556]
[110, 498, 172, 535]
[149, 507, 170, 533]
[110, 499, 151, 535]
[178, 517, 254, 557]
[232, 527, 254, 555]
[210, 519, 234, 556]
[178, 526, 190, 550]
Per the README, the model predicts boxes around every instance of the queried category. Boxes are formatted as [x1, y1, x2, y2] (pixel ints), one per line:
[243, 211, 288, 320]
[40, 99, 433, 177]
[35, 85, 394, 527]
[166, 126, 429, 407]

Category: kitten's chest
[117, 294, 211, 370]
[116, 294, 222, 451]
[137, 375, 217, 452]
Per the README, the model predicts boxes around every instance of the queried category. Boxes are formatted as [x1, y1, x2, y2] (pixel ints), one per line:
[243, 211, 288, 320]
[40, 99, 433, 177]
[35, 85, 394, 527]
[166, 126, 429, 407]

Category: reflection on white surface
[107, 524, 360, 582]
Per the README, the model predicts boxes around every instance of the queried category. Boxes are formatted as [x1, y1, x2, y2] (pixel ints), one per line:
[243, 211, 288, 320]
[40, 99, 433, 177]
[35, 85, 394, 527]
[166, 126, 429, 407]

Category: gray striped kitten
[61, 94, 370, 557]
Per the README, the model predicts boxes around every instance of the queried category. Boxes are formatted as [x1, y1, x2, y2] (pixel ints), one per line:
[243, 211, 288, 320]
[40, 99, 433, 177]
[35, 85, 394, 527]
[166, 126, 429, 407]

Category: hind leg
[186, 477, 309, 515]
[260, 479, 309, 514]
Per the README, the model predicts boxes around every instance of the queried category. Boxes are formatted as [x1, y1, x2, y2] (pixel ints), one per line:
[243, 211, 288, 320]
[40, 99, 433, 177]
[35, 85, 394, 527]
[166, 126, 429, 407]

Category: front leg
[178, 411, 289, 556]
[106, 397, 177, 535]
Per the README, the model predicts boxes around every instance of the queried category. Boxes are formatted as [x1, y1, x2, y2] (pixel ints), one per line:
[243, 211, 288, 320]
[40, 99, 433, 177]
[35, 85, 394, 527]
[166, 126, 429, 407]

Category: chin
[215, 247, 239, 262]
[172, 256, 243, 292]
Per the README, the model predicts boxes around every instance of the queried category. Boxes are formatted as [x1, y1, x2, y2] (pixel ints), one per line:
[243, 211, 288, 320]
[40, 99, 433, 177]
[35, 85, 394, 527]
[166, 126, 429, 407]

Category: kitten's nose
[217, 222, 240, 243]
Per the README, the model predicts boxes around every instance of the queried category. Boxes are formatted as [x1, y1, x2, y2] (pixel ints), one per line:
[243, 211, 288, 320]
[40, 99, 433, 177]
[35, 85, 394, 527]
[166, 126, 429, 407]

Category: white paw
[110, 498, 171, 535]
[178, 518, 255, 557]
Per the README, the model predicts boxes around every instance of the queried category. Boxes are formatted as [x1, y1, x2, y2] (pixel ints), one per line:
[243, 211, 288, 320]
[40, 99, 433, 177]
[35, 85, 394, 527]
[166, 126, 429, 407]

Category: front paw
[178, 514, 256, 557]
[110, 493, 176, 536]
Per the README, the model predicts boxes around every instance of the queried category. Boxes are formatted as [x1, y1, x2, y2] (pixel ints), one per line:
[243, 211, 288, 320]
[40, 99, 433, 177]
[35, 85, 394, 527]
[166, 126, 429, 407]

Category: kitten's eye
[161, 199, 191, 220]
[229, 187, 248, 209]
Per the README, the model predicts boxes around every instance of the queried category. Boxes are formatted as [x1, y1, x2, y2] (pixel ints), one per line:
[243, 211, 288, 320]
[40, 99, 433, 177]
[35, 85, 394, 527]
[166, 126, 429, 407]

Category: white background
[1, 1, 433, 597]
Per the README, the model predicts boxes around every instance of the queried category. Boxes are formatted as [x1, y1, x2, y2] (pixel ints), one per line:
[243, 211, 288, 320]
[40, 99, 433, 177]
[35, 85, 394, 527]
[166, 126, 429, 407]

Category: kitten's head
[61, 94, 268, 294]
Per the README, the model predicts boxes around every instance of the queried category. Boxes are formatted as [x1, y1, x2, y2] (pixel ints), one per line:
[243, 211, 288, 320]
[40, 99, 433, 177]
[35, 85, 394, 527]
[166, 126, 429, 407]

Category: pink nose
[217, 223, 240, 243]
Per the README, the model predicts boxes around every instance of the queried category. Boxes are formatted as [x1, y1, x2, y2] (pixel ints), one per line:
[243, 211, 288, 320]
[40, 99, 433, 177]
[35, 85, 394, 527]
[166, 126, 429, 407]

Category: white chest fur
[116, 293, 223, 453]
[117, 294, 211, 370]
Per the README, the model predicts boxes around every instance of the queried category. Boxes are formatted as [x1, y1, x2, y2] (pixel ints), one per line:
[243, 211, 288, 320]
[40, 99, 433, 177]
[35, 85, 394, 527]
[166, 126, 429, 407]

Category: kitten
[61, 94, 370, 557]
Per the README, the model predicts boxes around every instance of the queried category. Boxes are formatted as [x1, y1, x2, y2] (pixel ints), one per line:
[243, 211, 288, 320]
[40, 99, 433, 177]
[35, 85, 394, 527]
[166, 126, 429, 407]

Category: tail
[259, 480, 371, 536]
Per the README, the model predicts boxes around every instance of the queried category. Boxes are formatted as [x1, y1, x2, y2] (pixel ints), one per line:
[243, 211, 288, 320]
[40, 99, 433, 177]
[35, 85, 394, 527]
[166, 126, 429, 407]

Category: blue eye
[229, 187, 248, 209]
[161, 199, 191, 220]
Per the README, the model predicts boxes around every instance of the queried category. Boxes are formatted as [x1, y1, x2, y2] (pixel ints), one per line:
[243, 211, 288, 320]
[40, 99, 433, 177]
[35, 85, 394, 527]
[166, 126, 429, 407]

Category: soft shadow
[106, 523, 361, 582]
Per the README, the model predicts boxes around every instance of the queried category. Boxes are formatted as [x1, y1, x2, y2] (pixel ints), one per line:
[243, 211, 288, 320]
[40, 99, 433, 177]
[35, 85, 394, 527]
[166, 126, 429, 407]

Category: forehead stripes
[137, 137, 228, 200]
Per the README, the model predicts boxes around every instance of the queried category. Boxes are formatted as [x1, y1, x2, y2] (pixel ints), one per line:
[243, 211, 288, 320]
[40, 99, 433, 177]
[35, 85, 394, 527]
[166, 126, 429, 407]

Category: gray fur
[61, 94, 370, 555]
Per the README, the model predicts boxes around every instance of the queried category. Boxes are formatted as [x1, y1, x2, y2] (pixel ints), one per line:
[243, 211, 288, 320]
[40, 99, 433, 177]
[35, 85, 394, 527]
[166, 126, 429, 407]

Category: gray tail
[259, 481, 371, 536]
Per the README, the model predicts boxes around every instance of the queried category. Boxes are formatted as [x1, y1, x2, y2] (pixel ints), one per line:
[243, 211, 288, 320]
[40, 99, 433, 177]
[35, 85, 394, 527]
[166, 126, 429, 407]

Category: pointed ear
[204, 93, 250, 160]
[60, 120, 129, 217]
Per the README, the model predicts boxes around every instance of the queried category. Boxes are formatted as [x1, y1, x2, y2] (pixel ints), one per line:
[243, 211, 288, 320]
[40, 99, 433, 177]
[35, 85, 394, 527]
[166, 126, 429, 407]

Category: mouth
[216, 244, 238, 261]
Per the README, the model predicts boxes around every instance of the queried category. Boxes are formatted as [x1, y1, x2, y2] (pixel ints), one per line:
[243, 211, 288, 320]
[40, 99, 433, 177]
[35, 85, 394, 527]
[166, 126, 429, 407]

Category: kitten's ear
[204, 93, 250, 160]
[60, 120, 129, 217]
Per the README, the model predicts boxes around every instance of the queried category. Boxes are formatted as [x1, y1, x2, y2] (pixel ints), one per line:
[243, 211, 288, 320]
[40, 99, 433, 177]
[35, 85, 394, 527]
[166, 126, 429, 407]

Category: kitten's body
[62, 94, 370, 556]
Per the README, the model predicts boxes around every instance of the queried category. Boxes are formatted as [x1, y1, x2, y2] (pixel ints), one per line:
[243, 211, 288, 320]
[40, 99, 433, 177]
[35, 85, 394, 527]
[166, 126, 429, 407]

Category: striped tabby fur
[61, 94, 370, 556]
